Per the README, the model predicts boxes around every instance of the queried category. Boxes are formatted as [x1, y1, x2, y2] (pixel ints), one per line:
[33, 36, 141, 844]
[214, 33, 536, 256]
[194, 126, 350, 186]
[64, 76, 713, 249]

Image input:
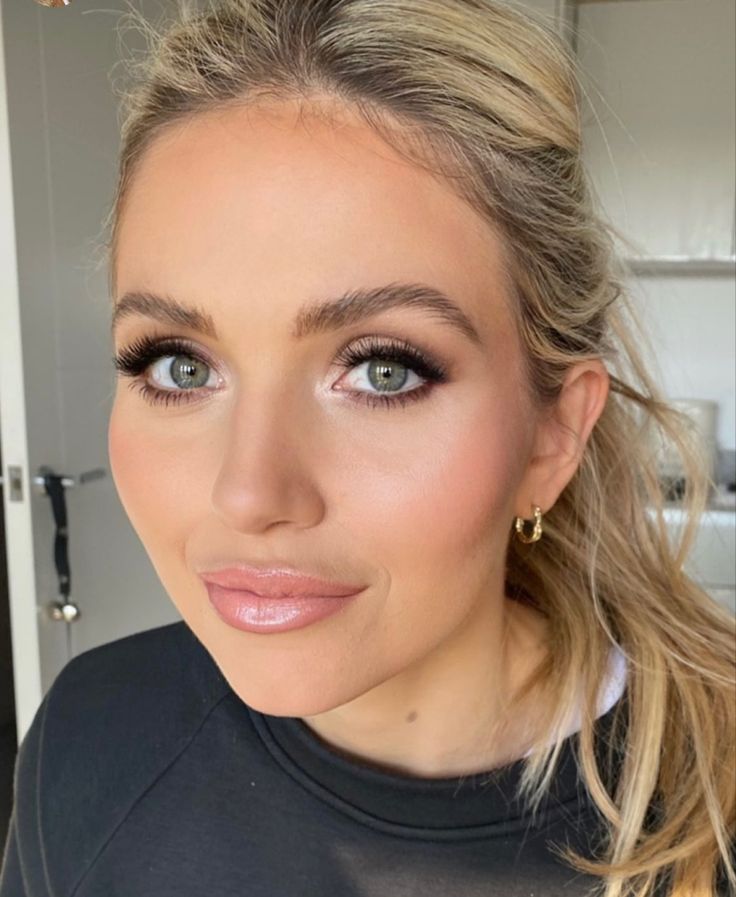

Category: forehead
[114, 99, 513, 339]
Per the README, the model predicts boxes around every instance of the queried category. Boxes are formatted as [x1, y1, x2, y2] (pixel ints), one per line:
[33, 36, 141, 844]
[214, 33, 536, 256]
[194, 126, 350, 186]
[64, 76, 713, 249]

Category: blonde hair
[103, 2, 736, 894]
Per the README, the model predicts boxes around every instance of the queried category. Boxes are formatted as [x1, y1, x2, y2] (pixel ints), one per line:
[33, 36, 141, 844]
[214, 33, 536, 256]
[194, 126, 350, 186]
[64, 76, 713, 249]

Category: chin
[226, 674, 353, 719]
[193, 627, 358, 719]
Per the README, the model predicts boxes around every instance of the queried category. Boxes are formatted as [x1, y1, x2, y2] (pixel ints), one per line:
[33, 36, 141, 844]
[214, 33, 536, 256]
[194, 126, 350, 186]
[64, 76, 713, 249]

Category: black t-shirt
[0, 621, 675, 896]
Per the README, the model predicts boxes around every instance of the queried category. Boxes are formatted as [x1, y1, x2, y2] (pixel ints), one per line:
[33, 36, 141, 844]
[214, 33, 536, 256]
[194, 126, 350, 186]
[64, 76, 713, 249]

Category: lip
[203, 583, 362, 634]
[197, 565, 365, 599]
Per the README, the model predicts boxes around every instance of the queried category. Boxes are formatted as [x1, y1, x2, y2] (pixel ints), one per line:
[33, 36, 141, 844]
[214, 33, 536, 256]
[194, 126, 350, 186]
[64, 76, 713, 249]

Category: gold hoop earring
[514, 505, 543, 543]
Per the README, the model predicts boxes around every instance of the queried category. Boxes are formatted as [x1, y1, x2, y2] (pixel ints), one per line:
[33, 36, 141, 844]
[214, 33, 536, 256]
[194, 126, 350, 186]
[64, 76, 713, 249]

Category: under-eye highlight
[112, 332, 449, 410]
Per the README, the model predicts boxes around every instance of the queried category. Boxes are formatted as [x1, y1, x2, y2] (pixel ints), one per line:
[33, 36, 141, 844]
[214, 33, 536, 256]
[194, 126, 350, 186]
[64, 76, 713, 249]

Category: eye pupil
[170, 355, 209, 389]
[368, 360, 408, 392]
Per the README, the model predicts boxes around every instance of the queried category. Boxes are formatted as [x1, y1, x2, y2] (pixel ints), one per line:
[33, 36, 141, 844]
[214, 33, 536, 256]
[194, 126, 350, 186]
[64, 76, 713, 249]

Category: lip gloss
[204, 582, 362, 633]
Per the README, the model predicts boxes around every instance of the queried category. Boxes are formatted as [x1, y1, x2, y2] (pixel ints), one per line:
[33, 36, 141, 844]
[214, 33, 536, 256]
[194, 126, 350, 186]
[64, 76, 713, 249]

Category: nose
[210, 391, 327, 535]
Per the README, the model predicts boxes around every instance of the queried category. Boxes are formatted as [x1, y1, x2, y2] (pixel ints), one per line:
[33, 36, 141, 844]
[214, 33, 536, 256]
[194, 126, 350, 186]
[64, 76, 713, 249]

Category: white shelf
[623, 256, 736, 277]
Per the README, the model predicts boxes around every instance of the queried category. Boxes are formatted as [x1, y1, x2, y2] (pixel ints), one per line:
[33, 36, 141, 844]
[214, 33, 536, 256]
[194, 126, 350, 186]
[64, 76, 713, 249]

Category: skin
[109, 96, 610, 778]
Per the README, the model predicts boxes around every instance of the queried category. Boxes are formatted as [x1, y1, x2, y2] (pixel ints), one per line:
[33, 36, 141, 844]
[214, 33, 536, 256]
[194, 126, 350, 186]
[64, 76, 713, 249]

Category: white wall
[576, 0, 735, 457]
[628, 275, 735, 452]
[578, 0, 735, 260]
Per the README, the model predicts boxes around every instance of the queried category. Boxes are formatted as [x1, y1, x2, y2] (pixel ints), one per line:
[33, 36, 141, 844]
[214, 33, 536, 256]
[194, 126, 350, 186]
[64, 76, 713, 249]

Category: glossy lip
[204, 582, 362, 634]
[197, 564, 366, 599]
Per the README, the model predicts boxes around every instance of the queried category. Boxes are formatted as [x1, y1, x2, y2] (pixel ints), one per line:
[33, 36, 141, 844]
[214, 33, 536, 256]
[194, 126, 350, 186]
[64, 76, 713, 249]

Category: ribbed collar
[247, 689, 629, 838]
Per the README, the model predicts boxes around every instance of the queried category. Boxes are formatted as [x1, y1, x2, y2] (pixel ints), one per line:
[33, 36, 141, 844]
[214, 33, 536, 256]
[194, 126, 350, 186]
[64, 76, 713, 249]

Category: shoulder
[48, 619, 226, 705]
[40, 619, 233, 777]
[42, 620, 231, 750]
[12, 621, 232, 897]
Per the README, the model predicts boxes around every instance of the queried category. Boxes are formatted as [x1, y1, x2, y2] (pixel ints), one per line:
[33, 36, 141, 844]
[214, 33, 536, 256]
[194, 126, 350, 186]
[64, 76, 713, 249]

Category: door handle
[42, 466, 104, 660]
[0, 466, 106, 498]
[0, 464, 107, 658]
[34, 466, 107, 626]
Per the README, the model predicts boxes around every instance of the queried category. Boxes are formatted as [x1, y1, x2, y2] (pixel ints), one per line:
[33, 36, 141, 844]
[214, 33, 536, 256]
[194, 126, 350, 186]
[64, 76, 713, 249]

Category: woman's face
[109, 98, 542, 718]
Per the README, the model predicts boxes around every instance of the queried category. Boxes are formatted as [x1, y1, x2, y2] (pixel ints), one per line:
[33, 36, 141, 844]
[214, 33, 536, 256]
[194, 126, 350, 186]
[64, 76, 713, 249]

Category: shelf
[622, 256, 736, 276]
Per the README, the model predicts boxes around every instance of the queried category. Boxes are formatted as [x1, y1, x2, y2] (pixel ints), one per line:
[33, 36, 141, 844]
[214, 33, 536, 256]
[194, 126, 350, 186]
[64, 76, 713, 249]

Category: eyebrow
[110, 282, 483, 347]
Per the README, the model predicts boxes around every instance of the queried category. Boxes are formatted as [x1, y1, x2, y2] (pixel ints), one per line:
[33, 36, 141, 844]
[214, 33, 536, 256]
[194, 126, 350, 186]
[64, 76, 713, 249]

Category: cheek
[107, 400, 204, 557]
[334, 394, 527, 589]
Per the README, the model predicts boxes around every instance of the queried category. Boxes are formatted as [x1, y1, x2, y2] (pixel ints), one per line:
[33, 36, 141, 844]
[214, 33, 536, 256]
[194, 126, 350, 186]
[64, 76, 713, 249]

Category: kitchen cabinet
[660, 507, 736, 616]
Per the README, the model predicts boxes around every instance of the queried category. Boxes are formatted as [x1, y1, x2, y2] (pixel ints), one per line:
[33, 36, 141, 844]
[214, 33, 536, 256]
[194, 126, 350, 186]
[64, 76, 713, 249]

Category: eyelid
[117, 330, 447, 374]
[115, 334, 222, 376]
[114, 330, 451, 410]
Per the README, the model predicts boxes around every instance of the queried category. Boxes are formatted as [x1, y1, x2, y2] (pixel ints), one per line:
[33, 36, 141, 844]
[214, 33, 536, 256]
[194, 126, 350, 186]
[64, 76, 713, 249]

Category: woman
[1, 1, 734, 895]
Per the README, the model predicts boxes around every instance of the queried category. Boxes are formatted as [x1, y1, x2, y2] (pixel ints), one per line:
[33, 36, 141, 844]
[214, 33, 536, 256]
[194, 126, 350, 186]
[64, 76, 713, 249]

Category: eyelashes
[112, 333, 450, 411]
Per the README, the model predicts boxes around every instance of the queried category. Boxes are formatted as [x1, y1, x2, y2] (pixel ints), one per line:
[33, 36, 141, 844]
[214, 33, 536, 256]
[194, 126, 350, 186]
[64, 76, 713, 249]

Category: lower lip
[204, 582, 362, 633]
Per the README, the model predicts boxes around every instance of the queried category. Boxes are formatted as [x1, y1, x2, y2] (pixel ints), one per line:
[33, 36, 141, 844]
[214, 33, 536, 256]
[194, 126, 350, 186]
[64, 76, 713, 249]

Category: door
[0, 0, 180, 747]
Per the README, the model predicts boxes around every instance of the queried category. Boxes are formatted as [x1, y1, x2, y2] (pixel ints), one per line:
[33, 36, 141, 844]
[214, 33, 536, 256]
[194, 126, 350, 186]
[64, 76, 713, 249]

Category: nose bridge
[210, 381, 324, 531]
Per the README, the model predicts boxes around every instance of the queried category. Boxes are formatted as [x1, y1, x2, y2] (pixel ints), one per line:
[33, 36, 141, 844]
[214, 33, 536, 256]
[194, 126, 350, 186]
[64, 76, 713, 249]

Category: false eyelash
[112, 334, 203, 378]
[112, 333, 449, 410]
[333, 334, 449, 409]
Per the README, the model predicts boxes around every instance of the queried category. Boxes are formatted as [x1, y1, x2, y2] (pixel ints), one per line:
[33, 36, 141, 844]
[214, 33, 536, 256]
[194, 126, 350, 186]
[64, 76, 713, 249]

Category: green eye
[166, 355, 212, 390]
[366, 359, 410, 392]
[114, 333, 450, 411]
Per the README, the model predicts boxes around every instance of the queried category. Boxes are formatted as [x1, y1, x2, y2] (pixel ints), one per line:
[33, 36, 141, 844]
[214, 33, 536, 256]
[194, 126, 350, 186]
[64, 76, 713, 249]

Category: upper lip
[197, 564, 365, 598]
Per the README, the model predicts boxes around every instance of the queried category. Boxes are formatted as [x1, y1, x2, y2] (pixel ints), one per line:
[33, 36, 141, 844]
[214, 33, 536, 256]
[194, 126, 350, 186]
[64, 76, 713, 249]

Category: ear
[513, 360, 610, 519]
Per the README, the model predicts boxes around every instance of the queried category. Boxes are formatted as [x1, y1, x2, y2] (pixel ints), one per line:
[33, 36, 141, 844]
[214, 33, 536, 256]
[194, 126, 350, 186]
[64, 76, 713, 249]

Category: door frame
[0, 8, 43, 746]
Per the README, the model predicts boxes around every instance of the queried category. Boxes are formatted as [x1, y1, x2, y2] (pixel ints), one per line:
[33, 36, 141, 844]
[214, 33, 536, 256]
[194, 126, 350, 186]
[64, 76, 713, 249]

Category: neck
[300, 596, 551, 779]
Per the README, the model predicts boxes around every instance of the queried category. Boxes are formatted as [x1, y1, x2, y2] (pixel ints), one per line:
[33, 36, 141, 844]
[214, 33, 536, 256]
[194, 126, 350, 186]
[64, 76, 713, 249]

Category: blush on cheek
[410, 412, 523, 542]
[418, 431, 518, 558]
[337, 411, 525, 627]
[108, 408, 148, 528]
[107, 405, 174, 543]
[108, 403, 212, 565]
